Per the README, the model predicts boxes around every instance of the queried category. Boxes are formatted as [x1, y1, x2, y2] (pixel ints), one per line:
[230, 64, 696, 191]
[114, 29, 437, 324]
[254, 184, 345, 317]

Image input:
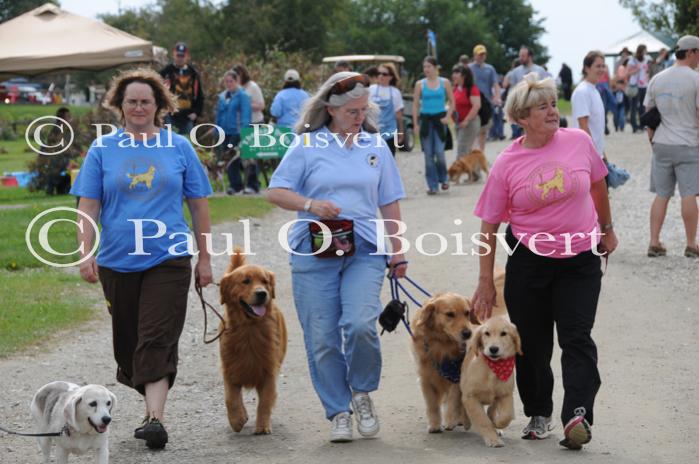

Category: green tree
[0, 0, 59, 23]
[619, 0, 699, 38]
[472, 0, 549, 72]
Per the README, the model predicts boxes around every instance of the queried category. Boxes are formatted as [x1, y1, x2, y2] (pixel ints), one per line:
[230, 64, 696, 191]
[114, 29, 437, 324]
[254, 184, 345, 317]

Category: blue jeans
[290, 236, 386, 419]
[421, 124, 447, 191]
[612, 92, 626, 131]
[164, 115, 194, 136]
[489, 105, 505, 139]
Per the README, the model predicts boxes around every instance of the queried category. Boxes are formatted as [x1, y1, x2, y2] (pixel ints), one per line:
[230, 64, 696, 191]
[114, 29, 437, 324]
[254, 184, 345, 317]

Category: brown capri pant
[99, 257, 192, 395]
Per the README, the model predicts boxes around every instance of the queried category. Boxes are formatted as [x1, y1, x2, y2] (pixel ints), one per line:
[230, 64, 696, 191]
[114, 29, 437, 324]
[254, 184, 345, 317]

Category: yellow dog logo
[127, 165, 156, 189]
[537, 168, 565, 200]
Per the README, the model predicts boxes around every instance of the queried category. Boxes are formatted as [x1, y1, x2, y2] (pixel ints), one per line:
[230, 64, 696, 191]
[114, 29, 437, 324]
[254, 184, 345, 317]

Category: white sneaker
[330, 412, 353, 443]
[351, 392, 379, 437]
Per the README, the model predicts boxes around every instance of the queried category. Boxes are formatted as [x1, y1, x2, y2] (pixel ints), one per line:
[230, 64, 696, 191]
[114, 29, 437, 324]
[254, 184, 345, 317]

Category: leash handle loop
[194, 279, 225, 344]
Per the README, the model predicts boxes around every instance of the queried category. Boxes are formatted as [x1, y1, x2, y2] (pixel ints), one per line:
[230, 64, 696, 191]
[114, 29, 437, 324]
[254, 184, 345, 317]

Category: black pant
[223, 134, 259, 192]
[384, 137, 396, 156]
[504, 227, 602, 425]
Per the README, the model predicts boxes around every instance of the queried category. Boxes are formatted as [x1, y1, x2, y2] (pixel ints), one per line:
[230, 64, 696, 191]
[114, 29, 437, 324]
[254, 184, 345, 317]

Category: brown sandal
[647, 244, 667, 257]
[685, 245, 699, 258]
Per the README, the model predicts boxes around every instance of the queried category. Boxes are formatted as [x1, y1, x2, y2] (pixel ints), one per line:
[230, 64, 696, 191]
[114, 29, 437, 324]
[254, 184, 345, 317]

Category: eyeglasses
[123, 99, 155, 109]
[328, 74, 371, 98]
[378, 72, 392, 76]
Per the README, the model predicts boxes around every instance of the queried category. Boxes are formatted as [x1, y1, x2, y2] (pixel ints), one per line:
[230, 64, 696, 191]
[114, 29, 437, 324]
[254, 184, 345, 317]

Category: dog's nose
[101, 416, 111, 425]
[254, 290, 267, 302]
[461, 329, 472, 340]
[489, 346, 499, 355]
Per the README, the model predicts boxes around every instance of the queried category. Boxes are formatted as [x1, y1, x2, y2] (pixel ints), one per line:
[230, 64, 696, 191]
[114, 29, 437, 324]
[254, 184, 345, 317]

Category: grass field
[0, 104, 91, 123]
[0, 268, 100, 358]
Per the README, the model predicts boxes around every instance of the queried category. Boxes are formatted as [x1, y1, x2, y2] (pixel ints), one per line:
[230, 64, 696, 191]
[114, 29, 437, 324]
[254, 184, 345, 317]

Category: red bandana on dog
[483, 355, 515, 381]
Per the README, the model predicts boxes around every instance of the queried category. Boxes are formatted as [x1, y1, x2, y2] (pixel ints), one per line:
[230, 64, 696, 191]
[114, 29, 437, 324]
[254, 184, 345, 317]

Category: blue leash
[386, 261, 433, 338]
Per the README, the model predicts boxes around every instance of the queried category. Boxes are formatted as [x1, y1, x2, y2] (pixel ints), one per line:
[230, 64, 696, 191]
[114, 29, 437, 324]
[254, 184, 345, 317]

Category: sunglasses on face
[328, 74, 371, 98]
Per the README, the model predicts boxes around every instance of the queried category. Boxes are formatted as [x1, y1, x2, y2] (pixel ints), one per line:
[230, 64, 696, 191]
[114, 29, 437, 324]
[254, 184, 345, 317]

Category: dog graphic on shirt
[536, 168, 565, 200]
[127, 165, 156, 189]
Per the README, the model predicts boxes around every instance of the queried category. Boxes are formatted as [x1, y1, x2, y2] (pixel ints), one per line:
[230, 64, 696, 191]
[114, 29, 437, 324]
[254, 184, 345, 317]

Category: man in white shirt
[643, 35, 699, 258]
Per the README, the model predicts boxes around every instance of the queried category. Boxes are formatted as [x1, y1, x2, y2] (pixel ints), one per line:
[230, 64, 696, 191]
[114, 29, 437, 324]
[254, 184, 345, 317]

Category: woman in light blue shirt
[270, 69, 310, 129]
[412, 56, 455, 195]
[268, 72, 407, 443]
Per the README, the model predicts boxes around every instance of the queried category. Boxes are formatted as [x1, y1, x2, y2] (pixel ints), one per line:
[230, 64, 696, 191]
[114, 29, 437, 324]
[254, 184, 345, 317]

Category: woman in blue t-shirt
[71, 68, 213, 450]
[412, 56, 455, 195]
[267, 72, 407, 443]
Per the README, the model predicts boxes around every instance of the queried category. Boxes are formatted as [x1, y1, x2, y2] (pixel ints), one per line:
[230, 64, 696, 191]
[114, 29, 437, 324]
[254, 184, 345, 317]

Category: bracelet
[303, 199, 313, 212]
[600, 222, 614, 231]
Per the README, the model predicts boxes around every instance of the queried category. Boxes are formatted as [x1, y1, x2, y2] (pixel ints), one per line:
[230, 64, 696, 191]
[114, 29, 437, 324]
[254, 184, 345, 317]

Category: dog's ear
[220, 275, 233, 305]
[266, 270, 276, 299]
[107, 389, 117, 413]
[510, 323, 523, 356]
[469, 325, 485, 353]
[416, 300, 436, 328]
[63, 394, 82, 429]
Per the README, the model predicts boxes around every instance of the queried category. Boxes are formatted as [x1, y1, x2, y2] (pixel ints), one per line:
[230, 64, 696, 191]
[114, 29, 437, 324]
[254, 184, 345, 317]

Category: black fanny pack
[309, 219, 355, 258]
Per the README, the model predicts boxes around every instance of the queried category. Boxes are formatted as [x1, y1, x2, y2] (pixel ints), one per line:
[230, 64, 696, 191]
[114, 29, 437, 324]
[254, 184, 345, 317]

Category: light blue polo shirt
[468, 62, 498, 101]
[269, 126, 405, 252]
[70, 128, 213, 272]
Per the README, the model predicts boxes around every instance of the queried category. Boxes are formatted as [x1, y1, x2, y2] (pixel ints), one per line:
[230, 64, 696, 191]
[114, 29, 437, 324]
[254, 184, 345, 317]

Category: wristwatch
[303, 199, 313, 212]
[600, 223, 614, 231]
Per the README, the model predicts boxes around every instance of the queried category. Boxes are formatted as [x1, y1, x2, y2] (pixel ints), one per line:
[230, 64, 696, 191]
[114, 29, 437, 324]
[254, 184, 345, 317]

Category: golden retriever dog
[219, 249, 287, 434]
[31, 381, 116, 464]
[448, 149, 489, 184]
[461, 316, 522, 447]
[126, 165, 156, 189]
[411, 293, 474, 433]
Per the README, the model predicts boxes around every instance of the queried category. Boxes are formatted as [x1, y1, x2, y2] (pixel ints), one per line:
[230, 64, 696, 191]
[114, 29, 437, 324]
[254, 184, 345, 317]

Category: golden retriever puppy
[461, 316, 522, 447]
[219, 249, 287, 434]
[448, 149, 489, 184]
[411, 293, 474, 433]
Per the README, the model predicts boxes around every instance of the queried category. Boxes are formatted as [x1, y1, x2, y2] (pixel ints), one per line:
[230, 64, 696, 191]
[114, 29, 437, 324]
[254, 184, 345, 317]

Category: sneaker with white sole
[559, 407, 592, 450]
[330, 412, 353, 443]
[521, 415, 554, 439]
[351, 392, 379, 437]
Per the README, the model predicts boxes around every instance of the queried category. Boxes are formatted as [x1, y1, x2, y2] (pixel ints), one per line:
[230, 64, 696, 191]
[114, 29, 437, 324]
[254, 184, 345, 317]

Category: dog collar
[61, 424, 71, 437]
[481, 355, 515, 382]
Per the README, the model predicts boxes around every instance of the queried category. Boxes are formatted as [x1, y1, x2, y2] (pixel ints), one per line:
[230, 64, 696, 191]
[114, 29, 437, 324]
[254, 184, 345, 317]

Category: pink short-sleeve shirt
[474, 128, 608, 258]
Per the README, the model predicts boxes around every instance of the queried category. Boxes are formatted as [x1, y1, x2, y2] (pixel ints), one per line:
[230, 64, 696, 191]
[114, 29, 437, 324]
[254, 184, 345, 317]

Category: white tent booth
[0, 3, 155, 76]
[604, 30, 675, 57]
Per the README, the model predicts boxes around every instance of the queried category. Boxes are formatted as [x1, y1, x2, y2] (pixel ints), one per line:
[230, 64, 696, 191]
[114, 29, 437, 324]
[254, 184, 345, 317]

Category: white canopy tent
[604, 30, 674, 57]
[0, 3, 154, 76]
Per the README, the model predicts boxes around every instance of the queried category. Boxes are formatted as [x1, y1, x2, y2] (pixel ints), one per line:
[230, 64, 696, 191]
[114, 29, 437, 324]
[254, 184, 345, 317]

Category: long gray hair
[294, 72, 379, 134]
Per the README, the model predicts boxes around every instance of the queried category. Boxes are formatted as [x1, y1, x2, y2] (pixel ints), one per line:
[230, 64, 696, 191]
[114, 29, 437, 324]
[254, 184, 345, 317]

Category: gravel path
[1, 128, 697, 464]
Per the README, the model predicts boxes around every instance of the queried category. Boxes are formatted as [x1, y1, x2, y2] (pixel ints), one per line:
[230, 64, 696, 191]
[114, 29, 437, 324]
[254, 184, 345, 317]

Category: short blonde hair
[103, 67, 178, 127]
[504, 72, 557, 122]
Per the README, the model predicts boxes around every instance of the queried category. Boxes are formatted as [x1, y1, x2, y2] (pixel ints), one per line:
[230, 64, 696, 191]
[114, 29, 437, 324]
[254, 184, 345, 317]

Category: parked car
[321, 54, 414, 151]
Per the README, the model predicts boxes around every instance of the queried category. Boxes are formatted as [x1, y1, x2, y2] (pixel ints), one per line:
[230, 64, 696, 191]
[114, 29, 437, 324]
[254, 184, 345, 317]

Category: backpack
[467, 85, 492, 126]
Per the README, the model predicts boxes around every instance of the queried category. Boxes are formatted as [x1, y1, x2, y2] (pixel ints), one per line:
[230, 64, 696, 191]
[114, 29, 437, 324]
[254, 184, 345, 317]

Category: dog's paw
[254, 426, 271, 435]
[428, 425, 443, 433]
[462, 418, 472, 431]
[444, 423, 456, 431]
[229, 413, 249, 432]
[484, 436, 505, 447]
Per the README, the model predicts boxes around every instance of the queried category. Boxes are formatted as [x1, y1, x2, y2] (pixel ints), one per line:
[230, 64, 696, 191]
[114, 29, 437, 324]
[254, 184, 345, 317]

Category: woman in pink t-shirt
[471, 73, 618, 450]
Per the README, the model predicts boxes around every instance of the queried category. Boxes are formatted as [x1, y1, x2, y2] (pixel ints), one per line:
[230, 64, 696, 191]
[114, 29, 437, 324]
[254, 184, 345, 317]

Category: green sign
[239, 126, 295, 160]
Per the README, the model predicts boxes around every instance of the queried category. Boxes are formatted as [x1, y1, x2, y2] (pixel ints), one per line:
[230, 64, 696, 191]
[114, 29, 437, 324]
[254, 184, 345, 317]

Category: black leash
[194, 279, 226, 344]
[0, 424, 69, 437]
[380, 261, 433, 338]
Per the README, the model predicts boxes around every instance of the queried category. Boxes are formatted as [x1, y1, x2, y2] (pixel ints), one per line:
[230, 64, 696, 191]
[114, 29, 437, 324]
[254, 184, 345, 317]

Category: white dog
[30, 381, 116, 464]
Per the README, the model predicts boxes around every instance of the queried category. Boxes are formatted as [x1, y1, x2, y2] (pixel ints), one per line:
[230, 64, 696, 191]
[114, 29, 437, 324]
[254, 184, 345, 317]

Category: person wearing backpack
[469, 44, 501, 151]
[451, 64, 481, 157]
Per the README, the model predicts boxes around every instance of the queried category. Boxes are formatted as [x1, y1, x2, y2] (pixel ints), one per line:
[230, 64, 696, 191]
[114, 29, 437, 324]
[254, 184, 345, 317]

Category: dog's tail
[228, 247, 246, 273]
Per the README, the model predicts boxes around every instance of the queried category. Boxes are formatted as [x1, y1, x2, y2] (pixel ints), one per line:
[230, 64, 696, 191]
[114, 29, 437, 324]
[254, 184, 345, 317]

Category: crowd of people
[66, 34, 698, 453]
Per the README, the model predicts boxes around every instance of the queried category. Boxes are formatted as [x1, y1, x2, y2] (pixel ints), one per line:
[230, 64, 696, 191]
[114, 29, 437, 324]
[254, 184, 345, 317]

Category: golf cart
[321, 55, 414, 152]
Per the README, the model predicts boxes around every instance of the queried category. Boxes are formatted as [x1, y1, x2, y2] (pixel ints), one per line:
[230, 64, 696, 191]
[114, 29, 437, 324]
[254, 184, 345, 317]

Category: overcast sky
[61, 0, 641, 79]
